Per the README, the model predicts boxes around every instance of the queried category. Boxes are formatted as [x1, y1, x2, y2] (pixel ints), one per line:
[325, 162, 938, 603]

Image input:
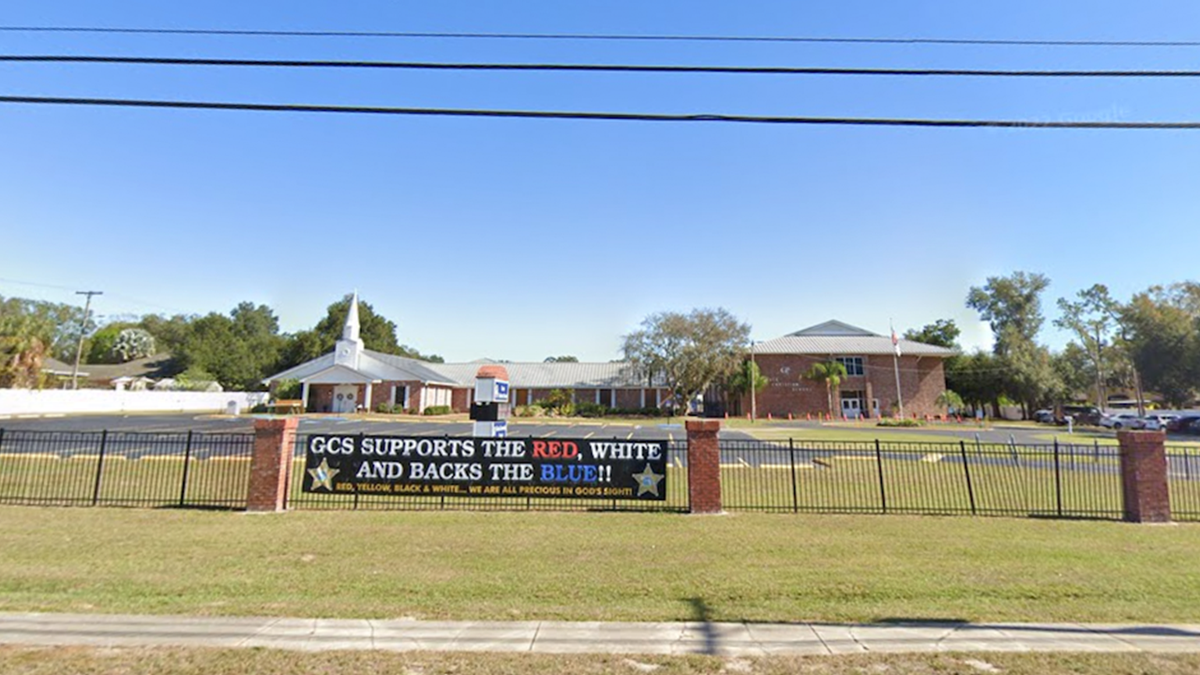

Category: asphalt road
[3, 413, 1197, 479]
[0, 413, 716, 442]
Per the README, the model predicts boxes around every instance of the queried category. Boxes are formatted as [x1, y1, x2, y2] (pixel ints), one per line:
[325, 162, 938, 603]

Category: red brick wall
[1118, 431, 1171, 523]
[741, 354, 948, 418]
[451, 387, 470, 412]
[247, 417, 297, 512]
[685, 420, 722, 513]
[614, 388, 642, 409]
[308, 384, 335, 413]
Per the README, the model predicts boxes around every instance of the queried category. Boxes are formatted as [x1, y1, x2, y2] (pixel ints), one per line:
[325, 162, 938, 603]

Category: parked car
[1059, 404, 1102, 426]
[1100, 412, 1145, 430]
[1143, 414, 1177, 431]
[1033, 409, 1056, 424]
[1167, 415, 1200, 433]
[1187, 418, 1200, 435]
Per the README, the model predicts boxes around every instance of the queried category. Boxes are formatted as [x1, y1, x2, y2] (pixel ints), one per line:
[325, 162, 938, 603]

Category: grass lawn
[1, 507, 1198, 624]
[4, 646, 1200, 675]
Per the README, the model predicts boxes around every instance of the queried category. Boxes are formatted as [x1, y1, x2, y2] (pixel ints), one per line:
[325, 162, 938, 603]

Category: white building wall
[0, 389, 270, 416]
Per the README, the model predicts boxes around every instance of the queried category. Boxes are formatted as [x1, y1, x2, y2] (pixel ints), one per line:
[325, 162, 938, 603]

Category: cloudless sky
[2, 1, 1198, 361]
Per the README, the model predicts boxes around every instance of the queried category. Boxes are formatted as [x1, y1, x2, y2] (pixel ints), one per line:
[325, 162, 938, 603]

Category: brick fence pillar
[685, 419, 723, 514]
[1117, 430, 1170, 523]
[247, 417, 298, 512]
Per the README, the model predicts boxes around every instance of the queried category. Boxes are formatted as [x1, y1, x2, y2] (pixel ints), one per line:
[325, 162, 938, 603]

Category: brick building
[264, 293, 669, 413]
[740, 321, 956, 419]
[265, 297, 954, 418]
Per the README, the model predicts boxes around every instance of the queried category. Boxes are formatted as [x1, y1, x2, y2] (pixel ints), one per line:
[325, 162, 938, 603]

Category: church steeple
[343, 290, 362, 343]
[333, 291, 364, 368]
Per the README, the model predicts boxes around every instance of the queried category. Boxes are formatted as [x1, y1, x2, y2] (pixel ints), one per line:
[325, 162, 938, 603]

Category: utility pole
[70, 290, 102, 390]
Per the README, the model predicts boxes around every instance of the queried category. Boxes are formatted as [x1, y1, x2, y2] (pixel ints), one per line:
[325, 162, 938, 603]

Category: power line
[6, 54, 1200, 78]
[2, 94, 1197, 129]
[0, 276, 190, 314]
[2, 26, 1199, 48]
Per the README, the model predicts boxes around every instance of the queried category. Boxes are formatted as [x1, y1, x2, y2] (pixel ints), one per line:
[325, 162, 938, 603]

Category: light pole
[70, 290, 102, 389]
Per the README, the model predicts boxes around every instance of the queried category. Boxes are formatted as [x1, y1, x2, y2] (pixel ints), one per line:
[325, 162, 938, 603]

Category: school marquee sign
[302, 435, 668, 500]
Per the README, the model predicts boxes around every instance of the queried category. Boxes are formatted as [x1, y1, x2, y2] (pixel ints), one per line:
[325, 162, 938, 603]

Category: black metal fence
[717, 438, 1127, 519]
[1, 427, 1198, 522]
[0, 428, 253, 508]
[1168, 444, 1200, 521]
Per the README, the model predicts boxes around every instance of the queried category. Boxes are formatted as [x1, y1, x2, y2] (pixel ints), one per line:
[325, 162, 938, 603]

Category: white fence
[0, 389, 270, 416]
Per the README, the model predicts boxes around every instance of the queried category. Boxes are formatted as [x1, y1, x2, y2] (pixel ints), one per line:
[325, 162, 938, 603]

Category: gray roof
[428, 361, 656, 389]
[265, 351, 660, 389]
[41, 357, 82, 376]
[754, 321, 957, 357]
[67, 353, 177, 381]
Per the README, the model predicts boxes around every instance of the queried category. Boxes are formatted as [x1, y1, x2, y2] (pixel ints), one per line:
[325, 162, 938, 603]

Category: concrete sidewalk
[2, 613, 1199, 656]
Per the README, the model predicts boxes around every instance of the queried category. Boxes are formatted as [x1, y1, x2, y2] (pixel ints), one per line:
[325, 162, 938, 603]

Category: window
[392, 385, 409, 409]
[834, 356, 864, 376]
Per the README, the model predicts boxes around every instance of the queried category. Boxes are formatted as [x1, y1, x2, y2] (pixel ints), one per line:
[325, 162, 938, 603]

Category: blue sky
[2, 1, 1198, 362]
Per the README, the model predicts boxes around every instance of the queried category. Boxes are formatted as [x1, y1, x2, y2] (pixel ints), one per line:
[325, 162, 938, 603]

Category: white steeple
[333, 291, 364, 368]
[343, 290, 362, 343]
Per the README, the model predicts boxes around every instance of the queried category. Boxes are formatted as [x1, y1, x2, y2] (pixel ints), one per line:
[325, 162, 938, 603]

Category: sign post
[471, 365, 510, 438]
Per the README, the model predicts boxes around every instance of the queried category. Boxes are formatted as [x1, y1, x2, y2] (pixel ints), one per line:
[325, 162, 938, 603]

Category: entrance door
[332, 385, 358, 414]
[840, 397, 862, 419]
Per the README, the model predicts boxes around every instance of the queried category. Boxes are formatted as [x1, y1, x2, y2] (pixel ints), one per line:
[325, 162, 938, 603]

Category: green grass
[4, 647, 1200, 675]
[1, 507, 1199, 624]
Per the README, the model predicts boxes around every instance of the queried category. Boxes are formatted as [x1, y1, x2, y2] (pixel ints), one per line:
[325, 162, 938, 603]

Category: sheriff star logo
[632, 464, 664, 497]
[307, 458, 339, 491]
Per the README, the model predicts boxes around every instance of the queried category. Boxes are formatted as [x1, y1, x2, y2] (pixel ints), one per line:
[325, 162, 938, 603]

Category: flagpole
[891, 320, 905, 420]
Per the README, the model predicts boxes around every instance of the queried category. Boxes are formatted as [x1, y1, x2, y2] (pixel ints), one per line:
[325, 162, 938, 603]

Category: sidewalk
[2, 613, 1199, 656]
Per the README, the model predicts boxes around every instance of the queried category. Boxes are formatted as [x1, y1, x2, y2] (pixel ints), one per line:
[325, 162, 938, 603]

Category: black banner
[302, 435, 668, 501]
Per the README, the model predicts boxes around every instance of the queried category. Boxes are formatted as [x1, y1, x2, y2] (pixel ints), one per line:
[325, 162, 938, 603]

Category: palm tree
[0, 314, 50, 388]
[935, 389, 965, 415]
[804, 360, 848, 419]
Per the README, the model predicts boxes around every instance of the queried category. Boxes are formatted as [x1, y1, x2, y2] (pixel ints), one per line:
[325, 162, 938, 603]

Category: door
[332, 385, 358, 414]
[840, 397, 862, 419]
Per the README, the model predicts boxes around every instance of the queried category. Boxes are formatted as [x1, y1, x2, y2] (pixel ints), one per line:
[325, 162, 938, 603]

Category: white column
[301, 381, 310, 409]
[364, 382, 373, 412]
[640, 389, 646, 407]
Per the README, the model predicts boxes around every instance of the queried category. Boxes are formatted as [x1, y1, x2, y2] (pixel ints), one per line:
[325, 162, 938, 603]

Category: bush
[249, 403, 269, 414]
[574, 402, 609, 418]
[375, 403, 397, 414]
[877, 418, 923, 428]
[514, 405, 544, 418]
[610, 407, 664, 417]
[275, 378, 302, 401]
[423, 405, 453, 416]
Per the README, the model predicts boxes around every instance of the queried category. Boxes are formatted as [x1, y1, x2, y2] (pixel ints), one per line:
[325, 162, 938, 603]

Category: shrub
[514, 405, 544, 418]
[275, 378, 302, 401]
[877, 418, 923, 428]
[574, 402, 609, 418]
[375, 403, 395, 414]
[423, 405, 453, 416]
[609, 407, 665, 417]
[249, 403, 269, 414]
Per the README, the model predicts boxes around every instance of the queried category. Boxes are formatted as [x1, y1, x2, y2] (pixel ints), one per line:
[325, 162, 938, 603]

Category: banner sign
[302, 435, 668, 501]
